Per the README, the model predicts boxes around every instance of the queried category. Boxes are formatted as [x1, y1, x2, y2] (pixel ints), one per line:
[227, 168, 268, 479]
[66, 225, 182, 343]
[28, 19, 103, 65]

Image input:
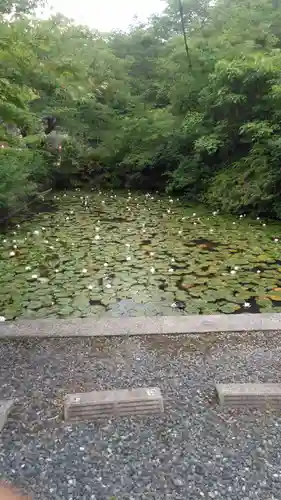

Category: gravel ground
[1, 331, 281, 499]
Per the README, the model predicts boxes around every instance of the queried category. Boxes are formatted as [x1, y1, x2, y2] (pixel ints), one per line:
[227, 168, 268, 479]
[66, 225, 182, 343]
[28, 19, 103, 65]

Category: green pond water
[1, 189, 281, 320]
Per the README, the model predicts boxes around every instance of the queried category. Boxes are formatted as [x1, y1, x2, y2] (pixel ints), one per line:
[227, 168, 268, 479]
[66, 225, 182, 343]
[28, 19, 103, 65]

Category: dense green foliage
[2, 0, 281, 220]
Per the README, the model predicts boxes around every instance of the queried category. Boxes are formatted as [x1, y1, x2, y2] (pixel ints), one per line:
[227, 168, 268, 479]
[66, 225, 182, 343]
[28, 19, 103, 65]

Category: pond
[1, 190, 281, 320]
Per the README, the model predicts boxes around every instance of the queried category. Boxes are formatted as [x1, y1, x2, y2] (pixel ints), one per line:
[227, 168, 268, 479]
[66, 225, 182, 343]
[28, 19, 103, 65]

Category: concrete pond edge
[1, 312, 281, 338]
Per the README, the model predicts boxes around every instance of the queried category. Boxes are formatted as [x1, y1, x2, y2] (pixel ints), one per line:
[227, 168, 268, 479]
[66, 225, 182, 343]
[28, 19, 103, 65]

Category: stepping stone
[64, 387, 164, 422]
[216, 383, 281, 408]
[0, 400, 14, 431]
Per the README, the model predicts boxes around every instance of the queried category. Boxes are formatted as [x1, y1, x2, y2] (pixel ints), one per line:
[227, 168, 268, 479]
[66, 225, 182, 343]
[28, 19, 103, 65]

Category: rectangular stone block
[64, 387, 164, 422]
[0, 400, 14, 431]
[216, 383, 281, 408]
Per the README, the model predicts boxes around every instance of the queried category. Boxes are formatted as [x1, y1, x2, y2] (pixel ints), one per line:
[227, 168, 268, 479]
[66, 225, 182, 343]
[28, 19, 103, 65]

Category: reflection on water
[1, 189, 281, 320]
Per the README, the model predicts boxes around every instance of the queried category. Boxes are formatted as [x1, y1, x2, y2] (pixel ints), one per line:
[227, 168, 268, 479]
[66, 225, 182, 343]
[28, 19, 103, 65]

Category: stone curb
[0, 313, 281, 338]
[64, 387, 164, 422]
[216, 383, 281, 408]
[0, 400, 14, 432]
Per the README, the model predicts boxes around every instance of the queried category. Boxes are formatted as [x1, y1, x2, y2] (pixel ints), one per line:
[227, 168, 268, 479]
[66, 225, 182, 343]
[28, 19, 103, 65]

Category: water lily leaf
[219, 303, 240, 313]
[268, 294, 281, 302]
[28, 301, 43, 310]
[189, 287, 204, 297]
[256, 297, 272, 307]
[58, 306, 74, 316]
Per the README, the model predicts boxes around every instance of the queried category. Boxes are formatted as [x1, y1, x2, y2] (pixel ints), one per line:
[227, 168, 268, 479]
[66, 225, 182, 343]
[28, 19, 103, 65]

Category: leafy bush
[0, 148, 46, 221]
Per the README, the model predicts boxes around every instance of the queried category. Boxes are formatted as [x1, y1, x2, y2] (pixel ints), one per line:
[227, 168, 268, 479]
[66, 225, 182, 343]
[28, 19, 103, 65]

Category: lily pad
[219, 303, 240, 313]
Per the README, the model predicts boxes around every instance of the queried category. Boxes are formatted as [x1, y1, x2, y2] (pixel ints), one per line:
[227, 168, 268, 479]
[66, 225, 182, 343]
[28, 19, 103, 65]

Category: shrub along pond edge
[0, 313, 281, 338]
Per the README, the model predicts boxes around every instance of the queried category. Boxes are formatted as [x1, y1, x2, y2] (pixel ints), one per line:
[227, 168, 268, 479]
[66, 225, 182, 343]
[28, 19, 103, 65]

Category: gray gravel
[1, 331, 281, 499]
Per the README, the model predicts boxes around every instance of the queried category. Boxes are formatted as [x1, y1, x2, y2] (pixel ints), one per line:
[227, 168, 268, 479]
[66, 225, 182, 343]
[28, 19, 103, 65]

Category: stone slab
[64, 387, 164, 422]
[0, 400, 14, 431]
[216, 383, 281, 408]
[1, 313, 281, 338]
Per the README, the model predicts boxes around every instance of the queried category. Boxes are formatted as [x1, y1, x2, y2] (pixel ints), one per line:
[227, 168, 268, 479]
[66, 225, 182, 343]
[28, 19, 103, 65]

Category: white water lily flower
[70, 210, 74, 215]
[126, 256, 131, 261]
[210, 229, 214, 233]
[88, 285, 93, 290]
[178, 230, 183, 235]
[212, 211, 218, 216]
[33, 230, 40, 236]
[66, 216, 69, 221]
[13, 245, 17, 249]
[95, 235, 100, 240]
[171, 258, 175, 263]
[150, 267, 155, 273]
[49, 246, 54, 250]
[82, 268, 88, 273]
[274, 238, 279, 242]
[31, 274, 38, 279]
[230, 270, 236, 275]
[3, 239, 7, 243]
[193, 222, 197, 226]
[16, 224, 20, 228]
[95, 226, 100, 231]
[125, 243, 131, 248]
[169, 198, 173, 203]
[232, 222, 236, 225]
[192, 212, 196, 216]
[257, 269, 261, 274]
[168, 268, 174, 273]
[244, 302, 251, 308]
[239, 215, 243, 218]
[167, 209, 171, 214]
[55, 269, 59, 273]
[25, 266, 31, 271]
[41, 227, 46, 231]
[181, 217, 186, 221]
[150, 252, 155, 257]
[234, 266, 239, 271]
[105, 283, 112, 289]
[102, 200, 105, 204]
[0, 316, 6, 322]
[171, 303, 177, 308]
[263, 223, 266, 227]
[9, 251, 15, 257]
[256, 217, 260, 220]
[104, 263, 108, 267]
